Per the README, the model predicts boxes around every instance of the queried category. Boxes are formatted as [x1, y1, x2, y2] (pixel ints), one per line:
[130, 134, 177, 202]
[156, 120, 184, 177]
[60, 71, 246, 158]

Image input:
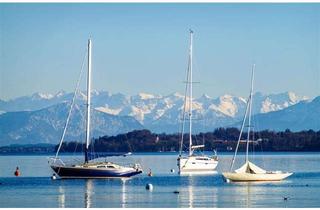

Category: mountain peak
[287, 91, 298, 102]
[219, 94, 234, 100]
[136, 92, 157, 100]
[31, 92, 54, 100]
[55, 90, 66, 98]
[168, 92, 184, 98]
[200, 94, 211, 99]
[91, 89, 100, 96]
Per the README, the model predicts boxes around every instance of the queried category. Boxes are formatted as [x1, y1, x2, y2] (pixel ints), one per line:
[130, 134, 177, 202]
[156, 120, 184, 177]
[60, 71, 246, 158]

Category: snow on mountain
[0, 90, 310, 134]
[234, 96, 320, 131]
[31, 92, 54, 100]
[253, 91, 309, 114]
[54, 90, 66, 98]
[210, 94, 247, 118]
[95, 106, 122, 115]
[134, 92, 158, 100]
[0, 102, 143, 146]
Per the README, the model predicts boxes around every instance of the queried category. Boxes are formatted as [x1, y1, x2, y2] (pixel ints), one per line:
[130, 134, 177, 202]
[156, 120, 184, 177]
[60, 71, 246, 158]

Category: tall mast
[85, 39, 92, 163]
[245, 64, 255, 163]
[189, 30, 193, 156]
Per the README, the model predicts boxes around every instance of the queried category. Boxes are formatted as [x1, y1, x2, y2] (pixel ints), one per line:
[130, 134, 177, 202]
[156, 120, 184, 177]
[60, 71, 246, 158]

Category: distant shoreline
[1, 128, 319, 154]
[1, 151, 320, 156]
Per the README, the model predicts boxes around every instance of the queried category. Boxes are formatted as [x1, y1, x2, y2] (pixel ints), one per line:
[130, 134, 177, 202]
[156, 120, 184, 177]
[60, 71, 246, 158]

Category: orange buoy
[14, 167, 20, 177]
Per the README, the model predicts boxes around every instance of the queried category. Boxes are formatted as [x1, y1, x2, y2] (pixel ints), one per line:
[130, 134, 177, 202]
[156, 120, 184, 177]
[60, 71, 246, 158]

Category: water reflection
[177, 175, 195, 208]
[58, 186, 65, 208]
[230, 181, 286, 208]
[245, 183, 251, 208]
[121, 178, 127, 208]
[84, 179, 93, 208]
[188, 184, 193, 208]
[228, 183, 252, 208]
[180, 174, 219, 208]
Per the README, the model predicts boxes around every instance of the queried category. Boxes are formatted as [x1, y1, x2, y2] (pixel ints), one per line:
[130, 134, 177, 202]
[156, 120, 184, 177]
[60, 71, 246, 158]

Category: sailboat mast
[85, 39, 92, 163]
[189, 30, 193, 156]
[245, 64, 255, 163]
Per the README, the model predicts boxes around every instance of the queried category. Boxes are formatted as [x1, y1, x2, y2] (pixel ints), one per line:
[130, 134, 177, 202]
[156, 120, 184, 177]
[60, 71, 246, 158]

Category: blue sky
[1, 3, 319, 100]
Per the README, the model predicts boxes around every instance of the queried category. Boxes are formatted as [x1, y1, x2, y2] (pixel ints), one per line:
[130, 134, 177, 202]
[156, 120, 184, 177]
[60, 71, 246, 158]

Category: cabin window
[107, 165, 115, 168]
[196, 158, 209, 161]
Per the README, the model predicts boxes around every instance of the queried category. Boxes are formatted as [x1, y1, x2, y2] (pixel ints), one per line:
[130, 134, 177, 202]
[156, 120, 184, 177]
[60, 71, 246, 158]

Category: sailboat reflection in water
[84, 180, 93, 208]
[48, 39, 142, 178]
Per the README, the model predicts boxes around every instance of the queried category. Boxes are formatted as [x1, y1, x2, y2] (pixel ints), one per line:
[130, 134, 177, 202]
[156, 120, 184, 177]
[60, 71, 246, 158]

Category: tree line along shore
[0, 128, 319, 154]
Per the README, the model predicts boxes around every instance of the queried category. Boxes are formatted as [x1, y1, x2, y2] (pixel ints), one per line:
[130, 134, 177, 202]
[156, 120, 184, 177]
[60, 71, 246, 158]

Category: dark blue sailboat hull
[51, 166, 142, 178]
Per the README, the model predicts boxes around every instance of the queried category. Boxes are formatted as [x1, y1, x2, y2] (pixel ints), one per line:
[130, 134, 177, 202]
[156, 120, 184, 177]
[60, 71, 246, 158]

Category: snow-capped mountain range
[0, 90, 310, 130]
[1, 90, 307, 117]
[0, 90, 318, 145]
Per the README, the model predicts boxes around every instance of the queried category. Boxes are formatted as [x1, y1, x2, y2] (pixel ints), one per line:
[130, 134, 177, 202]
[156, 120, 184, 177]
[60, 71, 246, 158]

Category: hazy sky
[1, 3, 319, 100]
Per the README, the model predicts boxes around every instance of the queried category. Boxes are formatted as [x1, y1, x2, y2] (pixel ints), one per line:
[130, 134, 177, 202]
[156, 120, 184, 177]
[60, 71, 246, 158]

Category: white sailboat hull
[222, 172, 293, 182]
[178, 156, 218, 174]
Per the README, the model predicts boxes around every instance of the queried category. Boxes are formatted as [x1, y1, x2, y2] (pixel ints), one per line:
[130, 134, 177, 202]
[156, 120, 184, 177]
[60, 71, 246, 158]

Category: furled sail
[235, 161, 266, 174]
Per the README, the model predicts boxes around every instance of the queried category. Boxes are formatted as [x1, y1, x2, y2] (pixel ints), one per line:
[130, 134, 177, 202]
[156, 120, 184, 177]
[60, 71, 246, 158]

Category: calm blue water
[0, 152, 320, 207]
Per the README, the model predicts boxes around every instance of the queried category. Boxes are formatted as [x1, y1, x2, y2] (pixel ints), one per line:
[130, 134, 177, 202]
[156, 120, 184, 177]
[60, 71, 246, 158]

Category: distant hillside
[0, 102, 143, 146]
[59, 129, 320, 153]
[0, 143, 55, 154]
[234, 96, 320, 131]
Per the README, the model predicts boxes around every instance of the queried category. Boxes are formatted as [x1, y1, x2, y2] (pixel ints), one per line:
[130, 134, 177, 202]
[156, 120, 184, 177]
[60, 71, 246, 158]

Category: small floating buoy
[146, 183, 153, 191]
[173, 190, 180, 194]
[283, 196, 288, 201]
[14, 166, 20, 177]
[147, 168, 153, 177]
[51, 174, 57, 180]
[306, 184, 309, 187]
[170, 169, 175, 173]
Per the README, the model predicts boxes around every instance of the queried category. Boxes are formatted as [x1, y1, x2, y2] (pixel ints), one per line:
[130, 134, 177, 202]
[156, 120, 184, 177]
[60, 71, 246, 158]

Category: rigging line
[73, 137, 80, 156]
[251, 127, 255, 162]
[191, 47, 204, 88]
[230, 92, 250, 171]
[72, 91, 86, 157]
[125, 133, 134, 154]
[246, 64, 255, 163]
[188, 30, 193, 157]
[251, 113, 257, 161]
[253, 103, 266, 168]
[179, 35, 192, 157]
[202, 133, 205, 154]
[55, 50, 88, 159]
[73, 101, 85, 157]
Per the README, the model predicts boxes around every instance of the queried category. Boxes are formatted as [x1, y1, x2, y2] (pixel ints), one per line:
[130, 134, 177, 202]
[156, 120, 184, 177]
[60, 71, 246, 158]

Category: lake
[0, 152, 320, 208]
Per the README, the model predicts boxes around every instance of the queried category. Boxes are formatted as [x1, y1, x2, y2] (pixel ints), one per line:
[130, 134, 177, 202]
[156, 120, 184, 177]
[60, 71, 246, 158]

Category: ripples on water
[0, 153, 320, 208]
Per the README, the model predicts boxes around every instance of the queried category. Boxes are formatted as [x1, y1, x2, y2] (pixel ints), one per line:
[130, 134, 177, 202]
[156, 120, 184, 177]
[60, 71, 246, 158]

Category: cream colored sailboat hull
[222, 172, 293, 182]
